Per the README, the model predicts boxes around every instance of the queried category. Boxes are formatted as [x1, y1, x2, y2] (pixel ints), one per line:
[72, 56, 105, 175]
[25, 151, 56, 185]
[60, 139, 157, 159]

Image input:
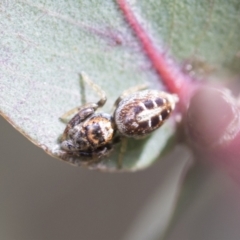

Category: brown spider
[60, 72, 177, 167]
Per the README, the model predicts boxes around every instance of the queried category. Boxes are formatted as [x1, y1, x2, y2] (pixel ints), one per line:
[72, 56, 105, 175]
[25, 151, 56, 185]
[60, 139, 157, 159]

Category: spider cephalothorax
[61, 111, 116, 160]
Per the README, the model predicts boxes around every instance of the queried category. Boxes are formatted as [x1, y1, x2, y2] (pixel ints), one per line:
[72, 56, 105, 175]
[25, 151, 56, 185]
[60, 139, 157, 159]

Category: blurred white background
[1, 116, 240, 240]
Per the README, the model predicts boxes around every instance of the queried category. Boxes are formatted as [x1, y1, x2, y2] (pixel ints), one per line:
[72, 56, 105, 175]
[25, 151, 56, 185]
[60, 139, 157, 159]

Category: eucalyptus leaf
[0, 0, 239, 170]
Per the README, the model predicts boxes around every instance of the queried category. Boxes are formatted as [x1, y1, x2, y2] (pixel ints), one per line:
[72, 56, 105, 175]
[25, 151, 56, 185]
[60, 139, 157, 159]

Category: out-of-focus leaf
[123, 146, 192, 240]
[124, 150, 240, 240]
[0, 0, 239, 170]
[160, 160, 240, 240]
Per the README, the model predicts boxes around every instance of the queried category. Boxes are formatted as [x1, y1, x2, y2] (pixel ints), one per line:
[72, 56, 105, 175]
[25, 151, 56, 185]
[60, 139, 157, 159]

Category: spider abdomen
[114, 90, 177, 138]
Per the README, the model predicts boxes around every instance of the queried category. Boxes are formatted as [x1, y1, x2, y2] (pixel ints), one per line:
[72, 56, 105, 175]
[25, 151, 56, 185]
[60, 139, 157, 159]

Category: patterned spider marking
[114, 90, 178, 138]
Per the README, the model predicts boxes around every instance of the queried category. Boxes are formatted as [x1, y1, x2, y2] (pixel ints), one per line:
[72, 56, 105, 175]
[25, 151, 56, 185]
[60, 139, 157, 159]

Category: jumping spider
[60, 72, 178, 167]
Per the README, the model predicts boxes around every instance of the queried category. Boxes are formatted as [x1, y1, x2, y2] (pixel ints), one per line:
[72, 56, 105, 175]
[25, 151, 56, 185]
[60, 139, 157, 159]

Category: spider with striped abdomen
[60, 72, 178, 168]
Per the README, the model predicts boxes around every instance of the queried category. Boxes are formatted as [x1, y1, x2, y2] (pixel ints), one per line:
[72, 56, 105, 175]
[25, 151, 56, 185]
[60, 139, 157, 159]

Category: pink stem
[117, 0, 197, 107]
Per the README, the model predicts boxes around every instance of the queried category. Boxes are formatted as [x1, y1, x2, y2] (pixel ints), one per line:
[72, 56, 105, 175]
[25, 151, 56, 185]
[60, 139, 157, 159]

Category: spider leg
[60, 72, 107, 122]
[61, 106, 96, 141]
[113, 83, 148, 109]
[80, 72, 107, 108]
[76, 144, 113, 165]
[117, 137, 127, 169]
[60, 102, 98, 122]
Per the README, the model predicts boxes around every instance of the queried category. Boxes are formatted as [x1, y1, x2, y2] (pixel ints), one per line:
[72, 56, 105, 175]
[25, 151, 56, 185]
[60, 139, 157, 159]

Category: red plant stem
[117, 0, 240, 185]
[117, 0, 197, 107]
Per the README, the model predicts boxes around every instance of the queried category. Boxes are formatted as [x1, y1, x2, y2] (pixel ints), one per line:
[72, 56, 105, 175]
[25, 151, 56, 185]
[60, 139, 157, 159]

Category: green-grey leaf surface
[0, 0, 240, 170]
